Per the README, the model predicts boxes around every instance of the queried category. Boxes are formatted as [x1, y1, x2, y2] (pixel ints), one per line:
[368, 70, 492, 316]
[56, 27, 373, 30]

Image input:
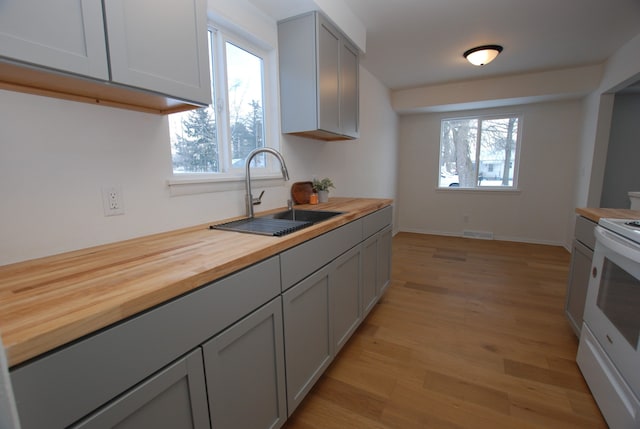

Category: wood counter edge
[576, 207, 640, 223]
[2, 198, 393, 367]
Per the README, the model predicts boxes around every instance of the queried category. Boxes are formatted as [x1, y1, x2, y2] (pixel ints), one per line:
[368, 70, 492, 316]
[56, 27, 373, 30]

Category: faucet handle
[287, 199, 293, 211]
[252, 190, 265, 205]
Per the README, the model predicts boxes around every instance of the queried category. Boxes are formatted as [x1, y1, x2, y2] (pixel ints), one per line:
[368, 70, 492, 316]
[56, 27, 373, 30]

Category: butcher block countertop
[0, 197, 392, 367]
[576, 207, 640, 223]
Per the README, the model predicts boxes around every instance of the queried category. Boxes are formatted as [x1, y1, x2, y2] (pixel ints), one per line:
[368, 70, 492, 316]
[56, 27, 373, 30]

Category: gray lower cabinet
[281, 205, 393, 415]
[565, 216, 596, 336]
[331, 245, 362, 354]
[282, 265, 333, 415]
[10, 256, 280, 429]
[9, 207, 393, 429]
[71, 349, 209, 429]
[361, 234, 379, 316]
[281, 246, 365, 416]
[378, 225, 393, 296]
[361, 224, 393, 317]
[202, 297, 287, 429]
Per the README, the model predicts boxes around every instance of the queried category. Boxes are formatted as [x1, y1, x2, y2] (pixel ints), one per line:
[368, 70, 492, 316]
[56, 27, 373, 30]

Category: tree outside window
[439, 115, 520, 188]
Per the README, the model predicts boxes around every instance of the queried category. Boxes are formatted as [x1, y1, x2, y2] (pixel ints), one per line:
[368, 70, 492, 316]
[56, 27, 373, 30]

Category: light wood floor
[282, 232, 606, 429]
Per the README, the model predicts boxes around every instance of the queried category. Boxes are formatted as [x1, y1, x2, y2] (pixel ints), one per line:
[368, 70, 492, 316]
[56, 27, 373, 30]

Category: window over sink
[168, 25, 278, 181]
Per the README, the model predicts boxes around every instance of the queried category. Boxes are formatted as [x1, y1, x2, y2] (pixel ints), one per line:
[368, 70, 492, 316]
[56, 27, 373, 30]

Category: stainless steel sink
[262, 209, 343, 224]
[210, 209, 343, 237]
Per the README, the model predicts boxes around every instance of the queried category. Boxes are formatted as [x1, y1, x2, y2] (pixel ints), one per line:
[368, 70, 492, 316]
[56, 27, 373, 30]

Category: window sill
[435, 187, 521, 194]
[167, 174, 286, 196]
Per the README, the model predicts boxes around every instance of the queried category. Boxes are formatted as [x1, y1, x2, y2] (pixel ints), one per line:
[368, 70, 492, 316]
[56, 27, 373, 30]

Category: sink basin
[210, 210, 343, 237]
[211, 217, 313, 236]
[262, 209, 343, 224]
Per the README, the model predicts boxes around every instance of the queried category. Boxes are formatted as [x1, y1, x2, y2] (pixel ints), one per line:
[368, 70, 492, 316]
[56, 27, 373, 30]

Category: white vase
[318, 190, 329, 203]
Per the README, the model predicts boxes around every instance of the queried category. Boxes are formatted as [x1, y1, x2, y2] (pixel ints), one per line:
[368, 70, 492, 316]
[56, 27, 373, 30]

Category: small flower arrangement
[312, 178, 335, 192]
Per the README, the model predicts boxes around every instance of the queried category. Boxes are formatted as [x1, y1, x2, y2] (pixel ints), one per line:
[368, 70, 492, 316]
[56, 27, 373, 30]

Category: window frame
[167, 23, 281, 191]
[437, 113, 522, 191]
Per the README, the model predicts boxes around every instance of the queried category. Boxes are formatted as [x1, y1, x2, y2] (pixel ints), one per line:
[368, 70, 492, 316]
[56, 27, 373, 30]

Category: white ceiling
[250, 0, 640, 91]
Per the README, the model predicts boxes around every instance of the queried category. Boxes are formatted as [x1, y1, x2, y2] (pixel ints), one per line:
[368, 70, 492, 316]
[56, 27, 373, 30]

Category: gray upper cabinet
[278, 11, 359, 141]
[0, 0, 211, 112]
[103, 0, 211, 105]
[0, 0, 108, 79]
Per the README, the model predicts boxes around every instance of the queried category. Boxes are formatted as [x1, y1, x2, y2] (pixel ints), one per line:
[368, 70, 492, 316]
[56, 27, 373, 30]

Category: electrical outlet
[102, 186, 124, 216]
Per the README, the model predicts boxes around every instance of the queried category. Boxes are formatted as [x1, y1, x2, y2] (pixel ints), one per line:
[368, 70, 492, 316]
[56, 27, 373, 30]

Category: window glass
[598, 258, 640, 349]
[439, 115, 520, 189]
[170, 31, 218, 174]
[170, 107, 219, 173]
[168, 28, 270, 176]
[226, 42, 265, 169]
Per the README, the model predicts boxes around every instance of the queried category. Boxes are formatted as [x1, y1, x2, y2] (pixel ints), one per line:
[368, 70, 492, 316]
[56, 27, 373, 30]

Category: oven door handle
[595, 226, 640, 264]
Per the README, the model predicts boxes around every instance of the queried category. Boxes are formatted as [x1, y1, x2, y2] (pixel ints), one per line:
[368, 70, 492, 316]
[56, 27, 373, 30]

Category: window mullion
[214, 30, 232, 173]
[474, 119, 483, 185]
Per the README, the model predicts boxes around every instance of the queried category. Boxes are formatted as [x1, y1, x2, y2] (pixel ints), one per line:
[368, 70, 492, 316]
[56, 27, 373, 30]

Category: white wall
[392, 65, 602, 114]
[0, 12, 398, 266]
[397, 100, 582, 245]
[574, 32, 640, 210]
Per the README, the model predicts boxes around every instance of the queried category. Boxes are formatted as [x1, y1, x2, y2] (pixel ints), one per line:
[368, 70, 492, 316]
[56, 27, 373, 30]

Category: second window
[438, 115, 521, 189]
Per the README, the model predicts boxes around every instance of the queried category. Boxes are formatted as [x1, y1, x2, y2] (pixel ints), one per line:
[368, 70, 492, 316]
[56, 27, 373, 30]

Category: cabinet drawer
[280, 220, 362, 291]
[362, 206, 392, 239]
[11, 256, 280, 429]
[575, 215, 596, 250]
[70, 349, 209, 429]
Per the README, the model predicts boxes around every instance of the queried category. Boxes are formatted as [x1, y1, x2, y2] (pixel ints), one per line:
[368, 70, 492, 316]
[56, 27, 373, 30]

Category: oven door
[583, 225, 640, 398]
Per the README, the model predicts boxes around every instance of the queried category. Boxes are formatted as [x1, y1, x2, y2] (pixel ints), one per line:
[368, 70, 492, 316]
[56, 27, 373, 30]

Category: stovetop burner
[599, 218, 640, 245]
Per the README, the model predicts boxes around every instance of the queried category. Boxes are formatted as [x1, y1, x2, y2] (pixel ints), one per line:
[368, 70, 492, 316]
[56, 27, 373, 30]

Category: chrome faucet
[245, 147, 290, 218]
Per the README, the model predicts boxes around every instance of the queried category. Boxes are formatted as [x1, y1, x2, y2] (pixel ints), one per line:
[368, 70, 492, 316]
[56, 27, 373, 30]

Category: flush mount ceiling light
[463, 45, 503, 66]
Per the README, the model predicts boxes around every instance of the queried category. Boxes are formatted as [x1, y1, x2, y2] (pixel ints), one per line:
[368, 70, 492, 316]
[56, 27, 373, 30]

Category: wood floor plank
[282, 233, 607, 429]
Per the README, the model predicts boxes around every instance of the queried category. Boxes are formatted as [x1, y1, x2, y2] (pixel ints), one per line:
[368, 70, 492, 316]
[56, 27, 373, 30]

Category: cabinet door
[202, 298, 287, 429]
[331, 245, 362, 354]
[282, 266, 332, 415]
[565, 239, 593, 336]
[316, 14, 340, 135]
[0, 0, 108, 79]
[340, 40, 359, 138]
[71, 349, 209, 429]
[361, 235, 378, 317]
[378, 225, 393, 295]
[103, 0, 211, 105]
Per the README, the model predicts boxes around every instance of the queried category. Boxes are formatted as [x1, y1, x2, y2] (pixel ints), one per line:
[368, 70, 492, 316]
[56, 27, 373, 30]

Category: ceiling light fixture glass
[463, 45, 503, 66]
